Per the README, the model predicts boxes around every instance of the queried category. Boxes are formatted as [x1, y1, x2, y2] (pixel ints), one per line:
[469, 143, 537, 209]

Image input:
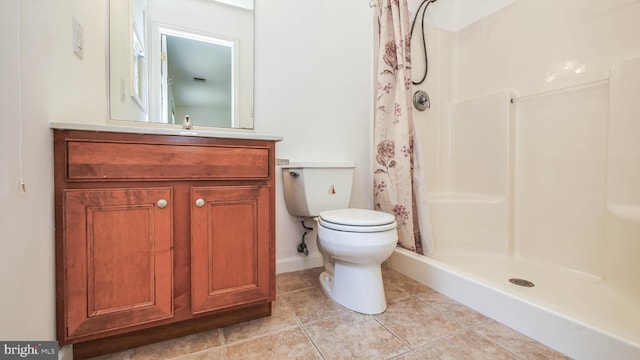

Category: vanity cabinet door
[62, 188, 174, 340]
[191, 185, 271, 314]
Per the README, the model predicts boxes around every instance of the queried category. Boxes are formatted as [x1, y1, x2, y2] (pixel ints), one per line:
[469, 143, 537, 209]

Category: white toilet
[281, 162, 398, 314]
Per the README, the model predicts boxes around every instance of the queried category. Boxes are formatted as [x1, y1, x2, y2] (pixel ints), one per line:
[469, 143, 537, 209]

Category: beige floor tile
[382, 267, 415, 302]
[304, 312, 409, 360]
[223, 295, 298, 344]
[173, 347, 224, 359]
[382, 267, 429, 294]
[414, 287, 488, 327]
[224, 327, 321, 360]
[276, 267, 323, 294]
[375, 297, 463, 348]
[125, 328, 223, 360]
[473, 320, 571, 360]
[435, 302, 488, 327]
[88, 349, 133, 360]
[88, 329, 223, 360]
[389, 351, 424, 360]
[412, 285, 458, 306]
[416, 329, 519, 359]
[279, 286, 349, 323]
[87, 269, 574, 360]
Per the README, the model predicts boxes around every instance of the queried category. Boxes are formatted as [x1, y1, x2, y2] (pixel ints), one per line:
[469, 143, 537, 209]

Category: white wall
[35, 1, 110, 126]
[0, 0, 374, 341]
[0, 0, 64, 342]
[1, 0, 110, 341]
[255, 0, 375, 272]
[454, 0, 640, 99]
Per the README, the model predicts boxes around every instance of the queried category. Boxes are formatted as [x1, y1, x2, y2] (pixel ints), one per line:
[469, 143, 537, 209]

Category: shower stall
[387, 1, 640, 358]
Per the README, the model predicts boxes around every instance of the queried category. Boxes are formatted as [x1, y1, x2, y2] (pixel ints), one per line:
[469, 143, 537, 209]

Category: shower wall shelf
[510, 78, 609, 104]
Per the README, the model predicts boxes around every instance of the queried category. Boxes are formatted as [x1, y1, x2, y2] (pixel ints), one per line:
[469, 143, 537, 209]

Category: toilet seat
[319, 208, 397, 233]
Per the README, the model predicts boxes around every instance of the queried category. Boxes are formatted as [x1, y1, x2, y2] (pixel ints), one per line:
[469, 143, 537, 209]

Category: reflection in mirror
[160, 32, 234, 128]
[110, 0, 149, 122]
[109, 0, 254, 129]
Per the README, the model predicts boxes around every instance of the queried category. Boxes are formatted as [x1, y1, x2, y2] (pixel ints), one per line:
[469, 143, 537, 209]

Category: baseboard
[276, 253, 323, 274]
[58, 344, 73, 360]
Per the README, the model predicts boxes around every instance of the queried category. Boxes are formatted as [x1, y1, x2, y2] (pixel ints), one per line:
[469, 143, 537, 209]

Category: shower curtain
[374, 0, 433, 256]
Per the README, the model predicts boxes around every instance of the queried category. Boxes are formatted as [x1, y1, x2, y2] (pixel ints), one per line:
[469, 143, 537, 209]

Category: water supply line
[410, 0, 439, 110]
[297, 218, 314, 256]
[410, 0, 438, 85]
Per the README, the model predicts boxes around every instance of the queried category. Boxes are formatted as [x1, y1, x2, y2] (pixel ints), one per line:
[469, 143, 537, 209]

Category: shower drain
[509, 278, 535, 287]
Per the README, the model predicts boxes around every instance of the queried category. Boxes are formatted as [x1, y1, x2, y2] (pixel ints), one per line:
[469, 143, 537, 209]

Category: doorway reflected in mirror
[161, 32, 234, 128]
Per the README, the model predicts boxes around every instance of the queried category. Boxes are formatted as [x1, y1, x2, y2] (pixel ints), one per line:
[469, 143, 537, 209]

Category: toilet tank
[281, 162, 355, 217]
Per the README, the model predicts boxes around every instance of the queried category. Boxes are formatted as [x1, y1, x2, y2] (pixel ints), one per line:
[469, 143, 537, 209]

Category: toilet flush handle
[289, 171, 300, 177]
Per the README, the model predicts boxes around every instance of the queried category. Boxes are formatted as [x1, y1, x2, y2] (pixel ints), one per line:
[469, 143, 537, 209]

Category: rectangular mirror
[109, 0, 254, 129]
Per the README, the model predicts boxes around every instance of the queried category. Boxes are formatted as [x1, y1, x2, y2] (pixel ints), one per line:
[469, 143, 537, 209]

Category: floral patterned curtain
[374, 0, 431, 255]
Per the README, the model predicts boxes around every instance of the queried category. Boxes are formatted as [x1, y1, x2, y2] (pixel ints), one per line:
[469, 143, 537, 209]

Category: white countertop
[50, 122, 283, 142]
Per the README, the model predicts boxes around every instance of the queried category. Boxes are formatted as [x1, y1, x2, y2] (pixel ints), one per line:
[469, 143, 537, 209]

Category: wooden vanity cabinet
[53, 129, 276, 358]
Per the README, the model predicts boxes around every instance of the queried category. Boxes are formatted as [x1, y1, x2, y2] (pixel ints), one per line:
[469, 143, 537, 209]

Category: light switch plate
[72, 17, 84, 59]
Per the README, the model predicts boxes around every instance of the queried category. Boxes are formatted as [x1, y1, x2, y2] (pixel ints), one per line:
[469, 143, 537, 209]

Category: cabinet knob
[195, 198, 205, 208]
[157, 199, 168, 209]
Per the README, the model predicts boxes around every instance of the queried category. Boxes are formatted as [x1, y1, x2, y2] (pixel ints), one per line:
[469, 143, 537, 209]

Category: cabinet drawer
[66, 140, 269, 181]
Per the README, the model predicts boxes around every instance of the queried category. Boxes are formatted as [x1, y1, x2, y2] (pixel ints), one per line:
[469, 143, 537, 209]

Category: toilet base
[319, 262, 387, 315]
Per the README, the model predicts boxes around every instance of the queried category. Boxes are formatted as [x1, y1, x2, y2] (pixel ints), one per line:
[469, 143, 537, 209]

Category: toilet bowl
[317, 208, 397, 314]
[280, 162, 398, 314]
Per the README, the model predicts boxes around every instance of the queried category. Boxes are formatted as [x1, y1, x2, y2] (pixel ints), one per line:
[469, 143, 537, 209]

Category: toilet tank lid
[280, 161, 355, 169]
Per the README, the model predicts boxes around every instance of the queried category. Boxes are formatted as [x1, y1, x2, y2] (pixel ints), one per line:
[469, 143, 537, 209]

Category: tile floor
[90, 266, 571, 360]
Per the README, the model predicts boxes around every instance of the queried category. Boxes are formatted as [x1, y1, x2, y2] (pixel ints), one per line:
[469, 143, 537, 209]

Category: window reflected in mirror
[132, 29, 146, 108]
[110, 0, 149, 122]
